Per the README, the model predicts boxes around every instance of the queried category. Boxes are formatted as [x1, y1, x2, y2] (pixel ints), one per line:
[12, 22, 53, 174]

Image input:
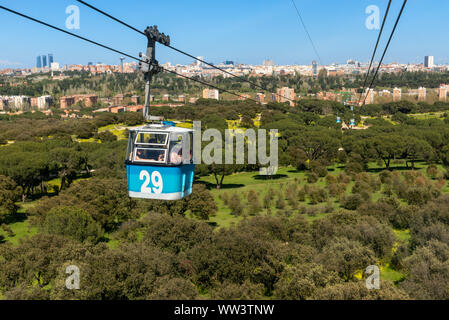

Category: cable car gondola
[125, 28, 194, 200]
[125, 124, 195, 200]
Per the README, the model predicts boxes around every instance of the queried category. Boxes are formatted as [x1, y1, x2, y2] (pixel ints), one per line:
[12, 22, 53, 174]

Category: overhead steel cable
[357, 0, 392, 106]
[0, 5, 258, 103]
[362, 0, 407, 106]
[291, 0, 322, 66]
[76, 0, 296, 104]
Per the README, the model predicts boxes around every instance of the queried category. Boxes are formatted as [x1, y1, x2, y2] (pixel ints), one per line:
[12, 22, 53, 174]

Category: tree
[97, 131, 117, 143]
[0, 147, 51, 201]
[31, 178, 137, 231]
[403, 137, 433, 170]
[400, 240, 449, 299]
[50, 147, 88, 190]
[274, 263, 339, 300]
[40, 206, 104, 243]
[0, 175, 21, 222]
[369, 135, 405, 170]
[142, 213, 214, 254]
[186, 184, 217, 220]
[319, 237, 376, 281]
[288, 129, 340, 165]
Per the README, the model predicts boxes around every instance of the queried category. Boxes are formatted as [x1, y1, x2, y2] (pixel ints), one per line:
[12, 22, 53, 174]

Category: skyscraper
[424, 56, 434, 68]
[42, 55, 47, 68]
[48, 54, 54, 65]
[36, 56, 42, 68]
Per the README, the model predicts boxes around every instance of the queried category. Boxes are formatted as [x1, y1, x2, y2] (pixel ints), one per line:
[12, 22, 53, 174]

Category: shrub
[340, 194, 364, 210]
[310, 161, 328, 177]
[328, 183, 346, 197]
[97, 131, 117, 143]
[306, 171, 319, 184]
[228, 192, 244, 216]
[247, 190, 262, 215]
[275, 193, 286, 209]
[426, 164, 440, 179]
[308, 187, 329, 205]
[297, 188, 306, 202]
[263, 193, 272, 209]
[337, 173, 351, 184]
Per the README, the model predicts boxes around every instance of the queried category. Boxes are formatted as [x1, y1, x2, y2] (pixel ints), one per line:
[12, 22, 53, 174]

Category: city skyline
[1, 0, 449, 68]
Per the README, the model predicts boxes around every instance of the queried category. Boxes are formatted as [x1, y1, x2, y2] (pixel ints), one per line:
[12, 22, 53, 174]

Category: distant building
[263, 60, 275, 67]
[36, 56, 42, 68]
[60, 94, 98, 109]
[60, 96, 75, 109]
[50, 62, 60, 71]
[42, 55, 47, 68]
[256, 93, 265, 103]
[275, 87, 296, 106]
[162, 94, 170, 102]
[202, 88, 219, 100]
[312, 60, 318, 76]
[418, 87, 427, 101]
[37, 95, 53, 110]
[424, 56, 434, 68]
[0, 96, 31, 111]
[112, 94, 124, 106]
[393, 87, 402, 101]
[48, 54, 54, 65]
[439, 85, 448, 101]
[126, 105, 144, 112]
[196, 56, 204, 67]
[131, 95, 140, 105]
[178, 95, 186, 103]
[364, 88, 375, 104]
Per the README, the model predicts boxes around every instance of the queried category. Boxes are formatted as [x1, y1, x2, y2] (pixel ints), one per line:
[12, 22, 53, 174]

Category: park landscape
[1, 96, 449, 299]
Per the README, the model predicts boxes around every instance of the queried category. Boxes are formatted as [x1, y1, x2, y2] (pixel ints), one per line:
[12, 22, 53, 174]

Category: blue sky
[1, 0, 448, 68]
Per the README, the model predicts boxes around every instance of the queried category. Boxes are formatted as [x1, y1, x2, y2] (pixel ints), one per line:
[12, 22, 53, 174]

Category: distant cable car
[125, 124, 195, 200]
[350, 118, 356, 126]
[336, 116, 341, 124]
[163, 120, 176, 126]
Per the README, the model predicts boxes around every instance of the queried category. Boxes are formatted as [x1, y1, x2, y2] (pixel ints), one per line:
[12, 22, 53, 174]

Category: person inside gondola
[169, 142, 183, 165]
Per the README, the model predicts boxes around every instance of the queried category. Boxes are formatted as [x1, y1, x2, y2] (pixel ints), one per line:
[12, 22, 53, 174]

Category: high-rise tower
[36, 56, 42, 68]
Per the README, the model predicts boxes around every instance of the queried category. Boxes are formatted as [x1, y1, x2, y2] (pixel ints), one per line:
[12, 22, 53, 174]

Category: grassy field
[197, 160, 436, 228]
